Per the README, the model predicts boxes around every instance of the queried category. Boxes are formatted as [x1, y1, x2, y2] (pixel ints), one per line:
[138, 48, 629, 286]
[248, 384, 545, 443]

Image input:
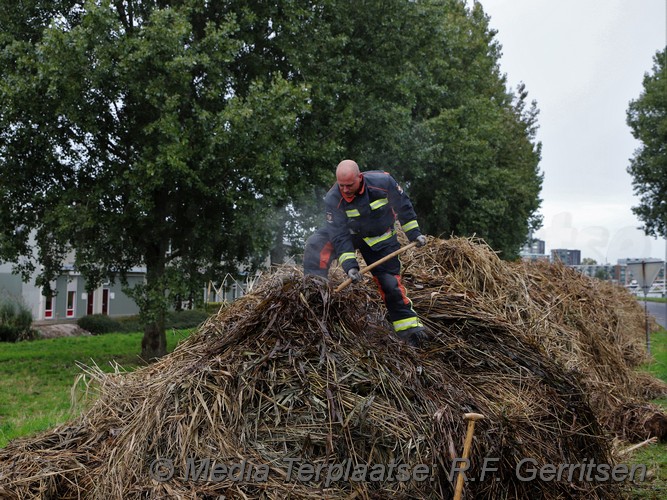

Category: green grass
[629, 328, 667, 498]
[643, 330, 667, 380]
[0, 329, 192, 447]
[638, 297, 667, 303]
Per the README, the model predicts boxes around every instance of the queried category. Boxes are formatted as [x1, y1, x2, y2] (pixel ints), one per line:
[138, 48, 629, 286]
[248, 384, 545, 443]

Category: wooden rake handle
[454, 412, 485, 500]
[334, 241, 419, 293]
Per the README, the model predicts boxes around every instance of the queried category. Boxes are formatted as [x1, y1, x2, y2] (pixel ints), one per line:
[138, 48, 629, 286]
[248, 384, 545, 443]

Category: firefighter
[304, 159, 428, 347]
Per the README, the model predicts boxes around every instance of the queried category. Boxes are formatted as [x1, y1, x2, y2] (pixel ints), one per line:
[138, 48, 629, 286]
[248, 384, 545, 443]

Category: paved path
[639, 300, 667, 329]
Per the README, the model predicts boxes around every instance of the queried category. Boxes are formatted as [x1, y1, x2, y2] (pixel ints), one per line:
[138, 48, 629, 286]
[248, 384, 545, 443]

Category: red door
[87, 292, 94, 315]
[102, 289, 109, 315]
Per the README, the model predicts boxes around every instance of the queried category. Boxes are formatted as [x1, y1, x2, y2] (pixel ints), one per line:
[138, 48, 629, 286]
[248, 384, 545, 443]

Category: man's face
[337, 170, 362, 197]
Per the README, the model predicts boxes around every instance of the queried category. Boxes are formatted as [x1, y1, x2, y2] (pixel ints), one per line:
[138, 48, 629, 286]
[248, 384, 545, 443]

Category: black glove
[411, 328, 429, 345]
[347, 268, 362, 283]
[398, 326, 429, 347]
[415, 235, 427, 248]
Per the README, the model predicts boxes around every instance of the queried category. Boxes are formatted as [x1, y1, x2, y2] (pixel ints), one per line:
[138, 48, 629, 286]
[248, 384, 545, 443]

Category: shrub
[0, 324, 19, 342]
[77, 314, 122, 335]
[166, 309, 210, 329]
[0, 298, 34, 342]
[115, 315, 143, 333]
[204, 302, 225, 315]
[13, 305, 33, 331]
[0, 301, 16, 325]
[76, 309, 211, 335]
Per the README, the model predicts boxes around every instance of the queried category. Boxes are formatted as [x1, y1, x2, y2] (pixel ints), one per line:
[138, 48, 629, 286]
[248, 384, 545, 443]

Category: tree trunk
[140, 242, 168, 361]
[141, 316, 167, 360]
[270, 210, 286, 265]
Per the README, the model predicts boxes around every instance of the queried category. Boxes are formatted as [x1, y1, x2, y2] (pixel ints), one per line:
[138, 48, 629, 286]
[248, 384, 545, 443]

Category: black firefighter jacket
[324, 170, 423, 273]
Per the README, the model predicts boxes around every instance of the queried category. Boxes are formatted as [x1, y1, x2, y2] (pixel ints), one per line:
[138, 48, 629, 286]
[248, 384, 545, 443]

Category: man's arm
[386, 175, 423, 243]
[325, 200, 359, 273]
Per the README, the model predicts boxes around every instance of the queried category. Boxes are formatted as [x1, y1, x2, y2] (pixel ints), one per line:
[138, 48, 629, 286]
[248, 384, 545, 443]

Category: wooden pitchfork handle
[454, 412, 485, 500]
[334, 241, 419, 293]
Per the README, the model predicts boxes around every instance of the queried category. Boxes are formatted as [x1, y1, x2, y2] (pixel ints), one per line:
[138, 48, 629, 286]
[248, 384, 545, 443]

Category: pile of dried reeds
[402, 236, 667, 441]
[0, 236, 664, 499]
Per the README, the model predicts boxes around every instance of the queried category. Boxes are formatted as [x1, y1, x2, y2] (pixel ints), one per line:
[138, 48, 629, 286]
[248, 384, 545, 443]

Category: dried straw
[402, 236, 667, 441]
[1, 236, 664, 499]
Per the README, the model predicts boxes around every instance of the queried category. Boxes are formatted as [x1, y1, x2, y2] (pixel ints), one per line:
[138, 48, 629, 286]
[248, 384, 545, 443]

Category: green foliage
[0, 298, 34, 342]
[0, 0, 309, 358]
[0, 301, 15, 325]
[643, 329, 667, 381]
[281, 0, 543, 260]
[204, 302, 225, 315]
[640, 297, 667, 303]
[0, 325, 19, 343]
[0, 0, 544, 358]
[77, 314, 123, 335]
[594, 268, 610, 280]
[114, 315, 144, 333]
[392, 2, 542, 260]
[165, 309, 210, 329]
[627, 48, 667, 239]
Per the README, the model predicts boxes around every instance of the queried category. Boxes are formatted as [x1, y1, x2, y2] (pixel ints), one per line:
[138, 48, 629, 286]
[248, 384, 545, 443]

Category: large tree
[275, 0, 429, 242]
[392, 1, 542, 259]
[282, 0, 543, 260]
[0, 1, 309, 359]
[627, 48, 667, 238]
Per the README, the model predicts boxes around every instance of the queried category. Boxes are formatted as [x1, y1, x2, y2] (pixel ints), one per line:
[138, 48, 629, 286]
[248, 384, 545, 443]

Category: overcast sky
[480, 0, 666, 264]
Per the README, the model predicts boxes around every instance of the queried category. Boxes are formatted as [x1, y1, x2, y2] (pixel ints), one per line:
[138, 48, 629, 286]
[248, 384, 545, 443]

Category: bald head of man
[336, 159, 362, 198]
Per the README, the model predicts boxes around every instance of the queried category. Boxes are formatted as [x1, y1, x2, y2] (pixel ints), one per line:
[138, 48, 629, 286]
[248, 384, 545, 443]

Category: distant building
[551, 249, 581, 266]
[0, 260, 143, 322]
[521, 253, 550, 263]
[572, 264, 625, 284]
[522, 239, 545, 255]
[520, 233, 548, 262]
[0, 235, 155, 322]
[1, 236, 279, 323]
[570, 258, 667, 298]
